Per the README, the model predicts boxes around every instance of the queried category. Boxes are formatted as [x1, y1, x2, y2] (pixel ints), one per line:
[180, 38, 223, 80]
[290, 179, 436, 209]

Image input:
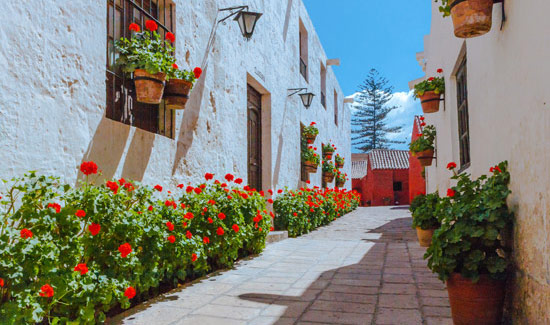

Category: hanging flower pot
[410, 125, 436, 167]
[322, 172, 335, 183]
[335, 178, 345, 188]
[303, 122, 319, 144]
[134, 69, 166, 104]
[449, 0, 493, 38]
[416, 227, 435, 247]
[335, 154, 345, 169]
[446, 273, 506, 325]
[414, 71, 444, 114]
[322, 143, 336, 161]
[419, 91, 442, 114]
[416, 149, 434, 167]
[303, 161, 318, 174]
[164, 79, 193, 110]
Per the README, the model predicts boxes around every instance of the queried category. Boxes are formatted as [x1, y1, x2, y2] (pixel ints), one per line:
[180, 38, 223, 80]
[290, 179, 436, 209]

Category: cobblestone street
[111, 207, 452, 325]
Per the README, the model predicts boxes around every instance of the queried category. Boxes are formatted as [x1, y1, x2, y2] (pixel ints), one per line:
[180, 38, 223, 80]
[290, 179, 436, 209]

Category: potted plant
[410, 125, 436, 167]
[115, 21, 175, 104]
[335, 154, 345, 169]
[436, 0, 493, 38]
[425, 161, 513, 325]
[302, 145, 320, 173]
[165, 65, 202, 110]
[414, 69, 445, 114]
[335, 171, 346, 188]
[322, 160, 336, 183]
[322, 143, 336, 160]
[409, 193, 440, 247]
[303, 122, 319, 144]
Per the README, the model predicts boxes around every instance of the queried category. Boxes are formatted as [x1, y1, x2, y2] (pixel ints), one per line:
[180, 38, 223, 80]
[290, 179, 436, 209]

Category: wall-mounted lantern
[219, 6, 263, 40]
[288, 88, 315, 109]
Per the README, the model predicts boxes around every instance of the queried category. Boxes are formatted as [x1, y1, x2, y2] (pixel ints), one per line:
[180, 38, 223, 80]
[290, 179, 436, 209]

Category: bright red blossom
[428, 77, 435, 81]
[218, 212, 226, 220]
[0, 278, 4, 287]
[106, 181, 119, 194]
[124, 286, 136, 299]
[191, 253, 197, 262]
[193, 67, 202, 79]
[205, 173, 214, 180]
[166, 32, 175, 43]
[172, 63, 178, 70]
[129, 23, 140, 32]
[167, 235, 176, 243]
[47, 203, 61, 213]
[80, 161, 98, 176]
[145, 20, 158, 32]
[118, 243, 132, 258]
[225, 173, 234, 182]
[74, 263, 88, 275]
[203, 237, 210, 244]
[39, 284, 54, 298]
[89, 223, 101, 236]
[217, 227, 225, 236]
[166, 221, 174, 231]
[235, 178, 243, 184]
[437, 68, 444, 73]
[20, 228, 33, 239]
[232, 224, 239, 232]
[154, 185, 163, 192]
[186, 231, 193, 239]
[447, 188, 456, 197]
[447, 162, 457, 170]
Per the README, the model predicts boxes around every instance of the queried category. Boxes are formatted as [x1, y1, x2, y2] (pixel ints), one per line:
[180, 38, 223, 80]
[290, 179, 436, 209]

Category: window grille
[456, 58, 470, 168]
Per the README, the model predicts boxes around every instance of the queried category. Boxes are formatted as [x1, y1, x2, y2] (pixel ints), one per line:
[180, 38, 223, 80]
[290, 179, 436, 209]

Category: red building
[351, 150, 410, 206]
[409, 116, 427, 201]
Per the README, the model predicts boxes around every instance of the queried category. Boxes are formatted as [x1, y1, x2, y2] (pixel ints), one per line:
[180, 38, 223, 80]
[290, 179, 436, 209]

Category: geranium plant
[322, 160, 336, 175]
[302, 145, 320, 166]
[414, 69, 445, 98]
[335, 154, 345, 167]
[435, 0, 451, 17]
[302, 122, 319, 140]
[410, 192, 441, 230]
[322, 143, 336, 154]
[167, 65, 203, 86]
[425, 161, 513, 282]
[410, 125, 436, 153]
[335, 171, 346, 185]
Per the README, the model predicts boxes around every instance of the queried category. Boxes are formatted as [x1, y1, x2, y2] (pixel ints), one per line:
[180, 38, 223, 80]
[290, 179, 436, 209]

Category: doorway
[247, 85, 262, 190]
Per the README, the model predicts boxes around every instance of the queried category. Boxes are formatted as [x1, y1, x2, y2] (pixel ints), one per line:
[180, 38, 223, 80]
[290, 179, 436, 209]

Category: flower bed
[0, 164, 271, 323]
[273, 187, 360, 237]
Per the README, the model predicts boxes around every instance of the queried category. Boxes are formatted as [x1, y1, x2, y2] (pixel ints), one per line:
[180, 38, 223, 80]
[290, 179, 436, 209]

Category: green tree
[352, 69, 404, 152]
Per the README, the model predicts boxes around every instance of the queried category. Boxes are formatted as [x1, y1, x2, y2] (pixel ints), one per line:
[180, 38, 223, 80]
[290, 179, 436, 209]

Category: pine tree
[352, 69, 404, 153]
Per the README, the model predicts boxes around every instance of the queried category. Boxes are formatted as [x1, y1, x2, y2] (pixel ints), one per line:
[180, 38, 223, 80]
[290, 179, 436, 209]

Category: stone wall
[419, 2, 550, 322]
[0, 0, 351, 194]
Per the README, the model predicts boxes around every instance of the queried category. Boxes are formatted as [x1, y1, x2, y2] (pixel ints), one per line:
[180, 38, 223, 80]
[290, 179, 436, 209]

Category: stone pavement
[110, 207, 452, 325]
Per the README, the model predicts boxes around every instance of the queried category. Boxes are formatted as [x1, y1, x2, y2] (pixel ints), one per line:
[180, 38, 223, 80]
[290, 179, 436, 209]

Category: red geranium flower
[129, 23, 140, 32]
[310, 122, 316, 126]
[186, 231, 193, 239]
[208, 217, 213, 224]
[166, 32, 175, 43]
[218, 212, 226, 220]
[0, 278, 4, 287]
[225, 173, 234, 182]
[145, 20, 158, 32]
[124, 182, 134, 191]
[235, 178, 243, 184]
[47, 203, 61, 213]
[447, 188, 456, 197]
[172, 63, 178, 70]
[194, 188, 202, 194]
[437, 68, 443, 73]
[217, 227, 224, 236]
[203, 236, 210, 244]
[148, 205, 153, 211]
[20, 228, 33, 239]
[420, 116, 425, 121]
[420, 122, 426, 127]
[447, 162, 457, 170]
[124, 286, 136, 299]
[74, 263, 88, 275]
[193, 67, 202, 79]
[205, 173, 214, 180]
[80, 161, 98, 176]
[232, 224, 240, 232]
[278, 189, 283, 194]
[191, 253, 197, 262]
[118, 243, 132, 258]
[106, 181, 119, 194]
[154, 185, 163, 192]
[75, 210, 86, 218]
[267, 199, 274, 204]
[177, 184, 184, 189]
[428, 77, 435, 81]
[39, 284, 54, 298]
[167, 235, 176, 243]
[166, 221, 174, 231]
[89, 223, 101, 236]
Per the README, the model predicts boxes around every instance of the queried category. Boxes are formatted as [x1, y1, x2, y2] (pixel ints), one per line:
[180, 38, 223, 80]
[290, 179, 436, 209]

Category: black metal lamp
[288, 88, 315, 109]
[219, 6, 262, 40]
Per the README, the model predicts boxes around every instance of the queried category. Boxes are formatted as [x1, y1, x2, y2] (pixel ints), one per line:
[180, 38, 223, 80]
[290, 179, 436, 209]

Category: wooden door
[247, 85, 262, 190]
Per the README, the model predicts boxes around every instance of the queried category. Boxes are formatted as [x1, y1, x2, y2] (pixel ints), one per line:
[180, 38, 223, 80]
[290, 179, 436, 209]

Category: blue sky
[303, 0, 432, 151]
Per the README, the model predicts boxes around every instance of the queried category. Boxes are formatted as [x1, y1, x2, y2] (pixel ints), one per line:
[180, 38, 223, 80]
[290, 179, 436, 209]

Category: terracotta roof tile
[351, 160, 368, 179]
[369, 149, 409, 170]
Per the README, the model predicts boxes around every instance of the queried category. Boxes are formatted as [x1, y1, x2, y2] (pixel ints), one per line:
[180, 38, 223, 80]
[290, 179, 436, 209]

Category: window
[456, 58, 470, 168]
[334, 90, 338, 126]
[106, 0, 175, 138]
[320, 63, 326, 108]
[299, 20, 308, 81]
[393, 182, 403, 192]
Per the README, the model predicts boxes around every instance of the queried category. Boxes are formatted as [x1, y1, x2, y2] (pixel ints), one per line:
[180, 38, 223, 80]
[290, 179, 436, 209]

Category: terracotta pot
[417, 149, 434, 167]
[164, 79, 193, 110]
[304, 134, 317, 144]
[322, 172, 335, 183]
[419, 91, 441, 113]
[335, 179, 345, 188]
[323, 152, 334, 160]
[336, 162, 344, 169]
[416, 227, 435, 247]
[446, 273, 506, 325]
[134, 69, 166, 104]
[450, 0, 493, 39]
[303, 161, 318, 174]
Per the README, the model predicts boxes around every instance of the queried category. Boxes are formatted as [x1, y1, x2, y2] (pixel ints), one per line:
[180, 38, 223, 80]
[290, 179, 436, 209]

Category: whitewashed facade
[0, 0, 351, 193]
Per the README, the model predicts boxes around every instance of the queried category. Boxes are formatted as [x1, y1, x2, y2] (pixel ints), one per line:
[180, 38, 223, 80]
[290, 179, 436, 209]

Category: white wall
[0, 0, 351, 193]
[420, 1, 550, 322]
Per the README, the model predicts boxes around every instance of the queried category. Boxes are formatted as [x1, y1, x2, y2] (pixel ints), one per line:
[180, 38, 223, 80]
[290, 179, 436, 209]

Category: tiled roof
[369, 149, 409, 170]
[415, 115, 423, 133]
[351, 160, 368, 179]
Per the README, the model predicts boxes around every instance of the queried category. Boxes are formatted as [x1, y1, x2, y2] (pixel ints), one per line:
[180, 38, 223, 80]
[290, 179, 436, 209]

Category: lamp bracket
[287, 88, 308, 97]
[218, 5, 249, 24]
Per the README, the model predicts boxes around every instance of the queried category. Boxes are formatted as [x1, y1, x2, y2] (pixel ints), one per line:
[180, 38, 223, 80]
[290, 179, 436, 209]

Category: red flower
[172, 63, 178, 70]
[208, 200, 216, 205]
[106, 181, 119, 194]
[185, 212, 195, 220]
[310, 122, 316, 126]
[194, 67, 203, 79]
[166, 32, 175, 43]
[80, 161, 98, 176]
[74, 263, 88, 275]
[186, 186, 194, 193]
[47, 203, 61, 213]
[20, 228, 33, 239]
[217, 212, 226, 220]
[129, 23, 140, 32]
[419, 116, 425, 121]
[278, 189, 283, 194]
[447, 188, 456, 197]
[225, 173, 234, 182]
[203, 236, 210, 244]
[186, 231, 193, 239]
[166, 221, 174, 231]
[208, 217, 213, 224]
[232, 224, 240, 233]
[0, 278, 4, 287]
[191, 253, 198, 262]
[39, 284, 54, 298]
[235, 178, 243, 184]
[306, 180, 311, 184]
[268, 189, 273, 195]
[118, 243, 132, 258]
[124, 182, 134, 191]
[88, 223, 101, 236]
[75, 210, 86, 218]
[148, 205, 153, 211]
[447, 162, 457, 170]
[194, 188, 202, 194]
[270, 226, 274, 231]
[293, 213, 297, 217]
[145, 20, 158, 32]
[205, 173, 214, 180]
[437, 68, 443, 73]
[124, 286, 136, 299]
[177, 184, 184, 189]
[154, 185, 163, 192]
[241, 193, 249, 199]
[167, 235, 176, 243]
[259, 227, 263, 232]
[491, 166, 502, 173]
[420, 122, 426, 127]
[267, 199, 274, 204]
[428, 77, 435, 81]
[217, 227, 225, 236]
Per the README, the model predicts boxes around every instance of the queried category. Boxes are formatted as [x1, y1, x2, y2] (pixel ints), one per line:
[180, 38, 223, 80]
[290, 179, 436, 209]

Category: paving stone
[375, 308, 422, 325]
[301, 310, 372, 324]
[425, 317, 454, 325]
[310, 300, 375, 314]
[422, 306, 452, 317]
[420, 296, 451, 307]
[318, 291, 378, 304]
[175, 315, 247, 325]
[418, 289, 449, 298]
[261, 300, 310, 318]
[378, 294, 419, 309]
[324, 284, 379, 295]
[383, 274, 414, 284]
[192, 304, 261, 320]
[380, 283, 417, 295]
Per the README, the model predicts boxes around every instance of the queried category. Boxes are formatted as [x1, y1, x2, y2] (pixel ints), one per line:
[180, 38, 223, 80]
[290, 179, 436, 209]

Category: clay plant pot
[336, 162, 344, 169]
[450, 0, 493, 39]
[419, 91, 441, 114]
[416, 149, 434, 167]
[335, 179, 345, 188]
[303, 161, 318, 174]
[323, 152, 334, 160]
[134, 69, 166, 104]
[416, 227, 435, 247]
[304, 134, 317, 144]
[446, 273, 506, 325]
[322, 172, 335, 183]
[164, 79, 193, 110]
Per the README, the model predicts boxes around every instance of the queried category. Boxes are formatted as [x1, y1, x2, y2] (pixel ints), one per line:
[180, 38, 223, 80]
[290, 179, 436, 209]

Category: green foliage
[335, 171, 346, 184]
[273, 188, 360, 237]
[409, 125, 436, 153]
[410, 193, 441, 230]
[167, 67, 197, 85]
[0, 171, 269, 323]
[435, 0, 451, 17]
[425, 161, 514, 283]
[335, 154, 345, 167]
[301, 145, 320, 166]
[302, 123, 319, 138]
[322, 143, 335, 154]
[413, 76, 445, 98]
[322, 161, 336, 174]
[115, 31, 175, 75]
